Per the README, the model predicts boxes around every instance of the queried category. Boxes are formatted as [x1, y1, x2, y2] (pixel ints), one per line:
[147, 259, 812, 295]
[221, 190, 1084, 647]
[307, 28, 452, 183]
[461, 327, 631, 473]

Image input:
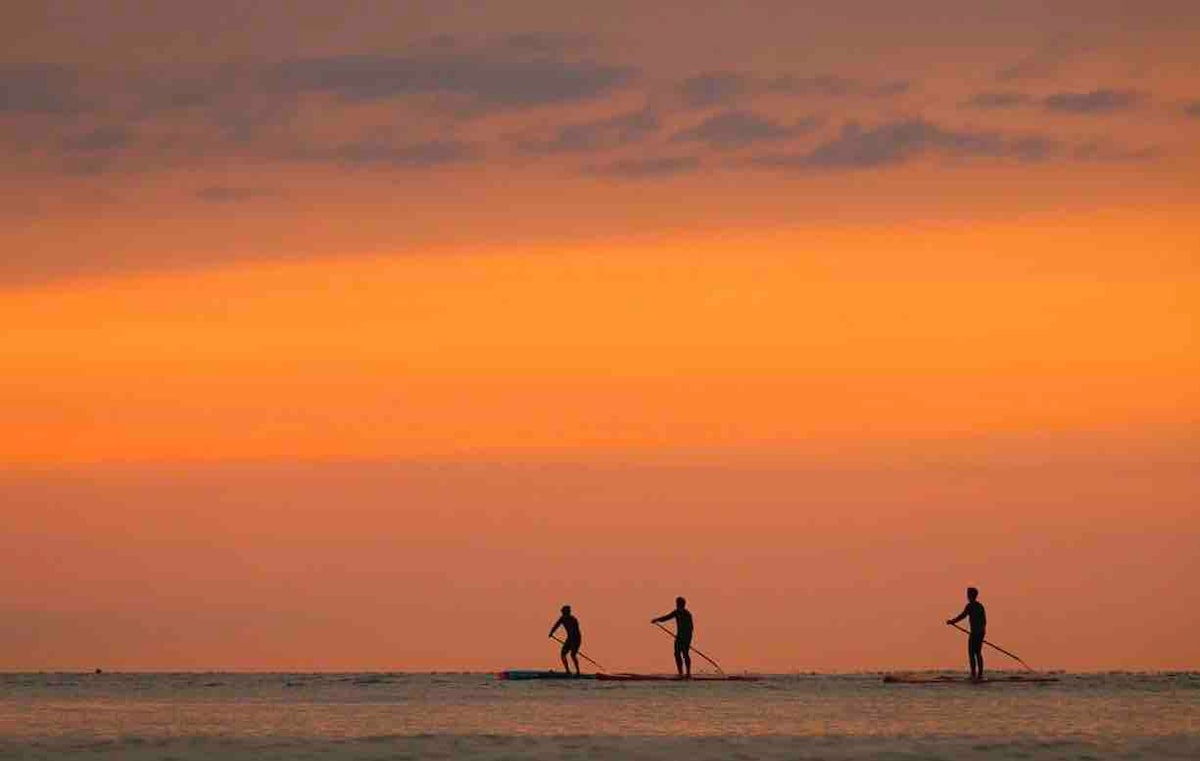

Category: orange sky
[1, 1, 1198, 672]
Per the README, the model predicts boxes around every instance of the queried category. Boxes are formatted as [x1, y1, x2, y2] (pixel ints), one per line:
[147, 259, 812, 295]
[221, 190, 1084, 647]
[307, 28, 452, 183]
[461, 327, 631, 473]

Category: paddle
[549, 633, 606, 672]
[948, 622, 1034, 671]
[652, 621, 725, 675]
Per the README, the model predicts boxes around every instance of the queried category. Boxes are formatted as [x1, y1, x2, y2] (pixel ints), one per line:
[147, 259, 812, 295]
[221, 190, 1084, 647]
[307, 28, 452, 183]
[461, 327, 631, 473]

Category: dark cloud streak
[962, 91, 1031, 109]
[677, 71, 748, 108]
[60, 125, 135, 153]
[0, 63, 85, 114]
[264, 52, 636, 108]
[671, 110, 820, 149]
[195, 186, 275, 203]
[769, 74, 909, 98]
[753, 119, 1056, 171]
[589, 155, 700, 179]
[515, 107, 658, 155]
[328, 138, 479, 168]
[1043, 89, 1142, 114]
[676, 71, 910, 108]
[995, 35, 1083, 82]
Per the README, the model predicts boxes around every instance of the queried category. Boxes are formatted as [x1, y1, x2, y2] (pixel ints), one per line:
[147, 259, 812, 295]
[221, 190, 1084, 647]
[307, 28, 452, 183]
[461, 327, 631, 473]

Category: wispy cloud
[0, 63, 85, 114]
[514, 108, 658, 155]
[195, 186, 275, 203]
[590, 155, 700, 178]
[677, 71, 749, 108]
[328, 138, 480, 168]
[753, 119, 1056, 171]
[195, 184, 277, 202]
[675, 71, 909, 109]
[671, 110, 820, 149]
[60, 125, 135, 153]
[264, 51, 636, 109]
[995, 35, 1084, 82]
[961, 91, 1032, 110]
[1043, 89, 1142, 114]
[1071, 141, 1159, 162]
[769, 74, 909, 98]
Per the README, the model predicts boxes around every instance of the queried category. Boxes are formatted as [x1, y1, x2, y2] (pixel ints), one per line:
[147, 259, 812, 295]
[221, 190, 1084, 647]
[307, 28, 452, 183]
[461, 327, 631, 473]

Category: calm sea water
[2, 672, 1197, 759]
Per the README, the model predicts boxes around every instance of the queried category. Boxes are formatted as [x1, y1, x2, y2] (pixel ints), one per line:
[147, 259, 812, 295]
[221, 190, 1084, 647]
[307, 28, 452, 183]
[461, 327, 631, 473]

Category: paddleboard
[497, 670, 760, 682]
[497, 670, 596, 680]
[596, 673, 762, 682]
[883, 673, 1059, 684]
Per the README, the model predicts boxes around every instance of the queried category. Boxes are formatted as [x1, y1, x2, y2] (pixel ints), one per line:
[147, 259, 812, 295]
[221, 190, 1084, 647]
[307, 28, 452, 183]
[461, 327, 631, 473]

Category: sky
[2, 1, 1198, 672]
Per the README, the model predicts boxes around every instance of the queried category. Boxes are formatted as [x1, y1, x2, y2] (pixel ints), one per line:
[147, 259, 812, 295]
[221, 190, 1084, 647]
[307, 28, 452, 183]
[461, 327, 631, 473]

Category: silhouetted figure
[947, 586, 987, 681]
[549, 605, 582, 675]
[651, 596, 694, 677]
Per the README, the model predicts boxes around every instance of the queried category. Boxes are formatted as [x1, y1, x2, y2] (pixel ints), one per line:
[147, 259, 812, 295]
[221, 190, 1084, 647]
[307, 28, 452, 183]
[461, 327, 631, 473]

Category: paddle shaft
[949, 622, 1034, 671]
[652, 621, 725, 675]
[550, 634, 606, 671]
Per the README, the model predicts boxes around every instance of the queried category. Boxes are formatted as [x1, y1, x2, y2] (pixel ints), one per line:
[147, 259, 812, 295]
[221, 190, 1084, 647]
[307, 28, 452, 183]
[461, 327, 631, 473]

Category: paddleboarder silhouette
[549, 605, 582, 675]
[946, 587, 987, 681]
[651, 596, 694, 677]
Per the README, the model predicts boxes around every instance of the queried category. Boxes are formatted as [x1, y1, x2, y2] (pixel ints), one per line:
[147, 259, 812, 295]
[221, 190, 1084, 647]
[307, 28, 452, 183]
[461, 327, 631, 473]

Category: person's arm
[946, 606, 968, 625]
[651, 610, 677, 624]
[549, 617, 563, 638]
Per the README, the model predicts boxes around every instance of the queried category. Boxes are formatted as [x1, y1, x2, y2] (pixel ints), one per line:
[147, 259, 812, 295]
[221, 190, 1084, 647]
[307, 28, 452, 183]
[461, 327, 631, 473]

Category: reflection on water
[1, 673, 1196, 740]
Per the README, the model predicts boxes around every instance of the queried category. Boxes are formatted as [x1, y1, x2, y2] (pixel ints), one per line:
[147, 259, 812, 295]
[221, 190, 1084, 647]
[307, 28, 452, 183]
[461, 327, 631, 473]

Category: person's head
[966, 587, 978, 601]
[675, 596, 686, 609]
[561, 605, 571, 615]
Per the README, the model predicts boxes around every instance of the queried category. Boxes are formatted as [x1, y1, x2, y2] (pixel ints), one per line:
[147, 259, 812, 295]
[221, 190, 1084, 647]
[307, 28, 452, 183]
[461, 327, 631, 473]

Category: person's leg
[570, 648, 581, 675]
[976, 642, 984, 679]
[673, 641, 684, 675]
[680, 637, 692, 677]
[561, 644, 571, 673]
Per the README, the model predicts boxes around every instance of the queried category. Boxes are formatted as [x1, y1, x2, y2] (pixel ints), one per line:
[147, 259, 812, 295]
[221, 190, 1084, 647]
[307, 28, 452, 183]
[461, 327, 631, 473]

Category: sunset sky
[2, 1, 1197, 672]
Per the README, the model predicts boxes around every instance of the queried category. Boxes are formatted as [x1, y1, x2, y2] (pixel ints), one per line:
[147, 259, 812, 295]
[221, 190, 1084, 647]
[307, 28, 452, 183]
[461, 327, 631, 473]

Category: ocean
[2, 672, 1197, 759]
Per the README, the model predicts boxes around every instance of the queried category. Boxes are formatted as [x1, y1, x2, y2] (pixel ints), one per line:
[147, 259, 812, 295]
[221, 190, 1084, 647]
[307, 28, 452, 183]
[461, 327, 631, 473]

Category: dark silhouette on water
[947, 586, 987, 681]
[549, 605, 582, 675]
[651, 596, 694, 677]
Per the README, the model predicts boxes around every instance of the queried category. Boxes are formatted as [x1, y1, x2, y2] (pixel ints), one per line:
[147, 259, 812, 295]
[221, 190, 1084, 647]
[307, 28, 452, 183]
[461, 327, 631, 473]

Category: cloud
[995, 34, 1084, 82]
[590, 155, 700, 179]
[1182, 100, 1200, 118]
[53, 125, 136, 173]
[195, 186, 275, 203]
[769, 74, 909, 98]
[329, 138, 479, 168]
[515, 108, 658, 155]
[671, 110, 820, 149]
[264, 51, 636, 108]
[0, 63, 84, 114]
[1071, 141, 1159, 162]
[1043, 89, 1142, 114]
[753, 119, 1056, 171]
[677, 71, 749, 108]
[501, 32, 593, 55]
[60, 125, 135, 153]
[961, 91, 1032, 110]
[675, 71, 908, 110]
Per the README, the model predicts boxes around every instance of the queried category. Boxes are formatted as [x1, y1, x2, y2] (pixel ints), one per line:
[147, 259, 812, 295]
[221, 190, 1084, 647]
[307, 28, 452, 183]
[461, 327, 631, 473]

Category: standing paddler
[651, 596, 694, 677]
[946, 586, 987, 681]
[548, 605, 582, 675]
